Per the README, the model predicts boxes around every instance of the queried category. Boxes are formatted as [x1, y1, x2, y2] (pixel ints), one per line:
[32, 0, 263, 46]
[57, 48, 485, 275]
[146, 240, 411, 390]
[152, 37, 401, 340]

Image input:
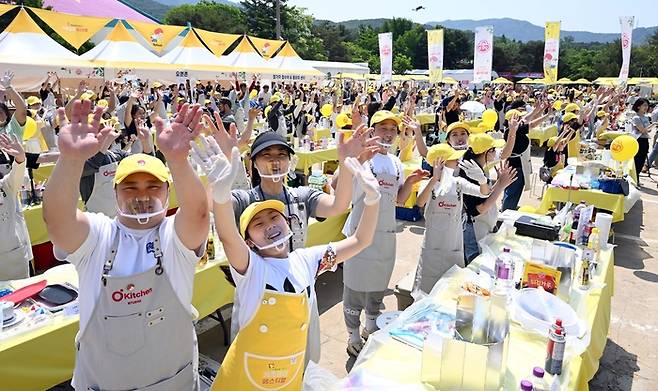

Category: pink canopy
[43, 0, 157, 23]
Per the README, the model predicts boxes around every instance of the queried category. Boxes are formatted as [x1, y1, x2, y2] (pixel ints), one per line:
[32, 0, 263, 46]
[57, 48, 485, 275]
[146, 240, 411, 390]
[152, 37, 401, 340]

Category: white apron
[517, 143, 533, 191]
[343, 164, 399, 292]
[73, 231, 199, 391]
[473, 206, 498, 243]
[413, 183, 464, 294]
[0, 183, 31, 280]
[85, 157, 119, 218]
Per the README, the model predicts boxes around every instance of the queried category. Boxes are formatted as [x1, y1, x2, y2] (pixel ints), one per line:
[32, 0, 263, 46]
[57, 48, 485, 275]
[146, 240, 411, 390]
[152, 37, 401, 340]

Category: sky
[286, 0, 658, 33]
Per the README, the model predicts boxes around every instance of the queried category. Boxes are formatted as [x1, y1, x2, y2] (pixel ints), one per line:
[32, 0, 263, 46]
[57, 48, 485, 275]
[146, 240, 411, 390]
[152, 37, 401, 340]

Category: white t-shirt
[230, 245, 331, 334]
[368, 153, 405, 187]
[55, 213, 202, 335]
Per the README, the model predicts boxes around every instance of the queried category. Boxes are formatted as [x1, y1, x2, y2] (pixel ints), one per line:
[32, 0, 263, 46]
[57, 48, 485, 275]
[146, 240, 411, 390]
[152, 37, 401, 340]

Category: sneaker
[346, 338, 365, 357]
[361, 327, 376, 341]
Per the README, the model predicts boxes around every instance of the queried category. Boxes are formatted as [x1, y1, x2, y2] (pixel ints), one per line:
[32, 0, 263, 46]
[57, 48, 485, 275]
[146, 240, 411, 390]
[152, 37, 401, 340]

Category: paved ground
[53, 150, 658, 390]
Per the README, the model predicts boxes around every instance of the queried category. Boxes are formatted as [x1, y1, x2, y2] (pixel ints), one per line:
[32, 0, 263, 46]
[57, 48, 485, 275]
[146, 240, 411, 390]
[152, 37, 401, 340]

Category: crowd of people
[0, 68, 656, 389]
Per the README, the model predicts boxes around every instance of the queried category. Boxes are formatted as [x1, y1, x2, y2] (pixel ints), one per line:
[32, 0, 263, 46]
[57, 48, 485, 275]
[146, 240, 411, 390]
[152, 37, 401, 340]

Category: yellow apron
[567, 129, 581, 158]
[212, 290, 309, 390]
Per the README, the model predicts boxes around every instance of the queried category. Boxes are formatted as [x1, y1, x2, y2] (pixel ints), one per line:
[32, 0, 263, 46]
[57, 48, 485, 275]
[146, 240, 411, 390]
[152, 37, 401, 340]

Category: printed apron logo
[112, 284, 153, 304]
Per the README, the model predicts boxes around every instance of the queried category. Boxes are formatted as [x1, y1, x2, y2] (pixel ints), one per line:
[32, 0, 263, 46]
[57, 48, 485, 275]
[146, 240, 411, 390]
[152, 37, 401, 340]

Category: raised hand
[248, 107, 262, 121]
[459, 159, 487, 184]
[206, 112, 238, 158]
[0, 133, 25, 162]
[406, 168, 430, 184]
[337, 124, 379, 163]
[0, 71, 14, 89]
[155, 103, 202, 162]
[343, 156, 380, 205]
[189, 136, 241, 203]
[57, 100, 112, 161]
[496, 161, 518, 187]
[402, 115, 421, 136]
[432, 157, 445, 178]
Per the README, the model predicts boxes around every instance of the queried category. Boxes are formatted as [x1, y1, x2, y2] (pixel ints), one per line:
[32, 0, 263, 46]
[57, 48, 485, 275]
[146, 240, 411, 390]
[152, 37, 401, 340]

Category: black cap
[250, 132, 295, 158]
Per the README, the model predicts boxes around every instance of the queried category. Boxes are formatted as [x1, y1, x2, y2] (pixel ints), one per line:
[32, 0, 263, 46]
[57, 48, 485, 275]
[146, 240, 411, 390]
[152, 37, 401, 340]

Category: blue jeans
[502, 170, 525, 211]
[463, 218, 480, 265]
[647, 140, 658, 168]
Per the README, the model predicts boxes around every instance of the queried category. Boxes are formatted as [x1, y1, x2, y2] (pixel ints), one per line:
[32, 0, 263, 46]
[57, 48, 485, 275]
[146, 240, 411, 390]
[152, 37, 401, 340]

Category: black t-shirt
[80, 150, 130, 203]
[504, 122, 530, 169]
[544, 147, 565, 169]
[459, 159, 486, 218]
[442, 96, 460, 125]
[493, 98, 505, 112]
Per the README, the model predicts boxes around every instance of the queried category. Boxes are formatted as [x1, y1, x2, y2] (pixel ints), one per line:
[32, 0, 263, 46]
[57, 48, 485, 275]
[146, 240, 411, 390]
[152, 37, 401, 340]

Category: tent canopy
[160, 28, 229, 70]
[268, 42, 323, 77]
[219, 36, 277, 74]
[491, 77, 513, 84]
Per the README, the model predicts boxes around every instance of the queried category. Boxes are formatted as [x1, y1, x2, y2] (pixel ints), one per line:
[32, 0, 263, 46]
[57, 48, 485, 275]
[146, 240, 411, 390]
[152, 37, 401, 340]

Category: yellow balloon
[481, 109, 497, 125]
[320, 103, 333, 117]
[22, 117, 38, 140]
[480, 119, 496, 131]
[610, 135, 639, 162]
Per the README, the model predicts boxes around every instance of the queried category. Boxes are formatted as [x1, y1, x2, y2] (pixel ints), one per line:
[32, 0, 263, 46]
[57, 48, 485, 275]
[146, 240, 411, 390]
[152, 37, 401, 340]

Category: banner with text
[473, 26, 494, 83]
[619, 16, 634, 82]
[378, 32, 393, 83]
[543, 21, 561, 84]
[427, 29, 444, 83]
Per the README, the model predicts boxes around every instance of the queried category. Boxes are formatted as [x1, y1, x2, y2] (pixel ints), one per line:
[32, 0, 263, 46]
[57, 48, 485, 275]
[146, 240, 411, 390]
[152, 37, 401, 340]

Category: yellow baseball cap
[504, 109, 524, 121]
[446, 121, 470, 135]
[96, 99, 109, 108]
[553, 100, 563, 110]
[80, 91, 95, 101]
[596, 110, 608, 118]
[239, 200, 285, 238]
[469, 133, 505, 154]
[426, 144, 465, 164]
[114, 154, 171, 186]
[547, 136, 558, 148]
[335, 112, 352, 129]
[269, 94, 281, 104]
[152, 81, 163, 88]
[564, 103, 580, 113]
[370, 110, 402, 127]
[26, 96, 41, 106]
[562, 112, 579, 123]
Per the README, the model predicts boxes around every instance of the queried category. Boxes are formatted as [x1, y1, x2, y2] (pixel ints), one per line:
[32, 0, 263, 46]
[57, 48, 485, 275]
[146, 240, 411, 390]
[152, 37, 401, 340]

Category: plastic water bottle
[531, 367, 550, 391]
[494, 247, 515, 289]
[520, 379, 533, 391]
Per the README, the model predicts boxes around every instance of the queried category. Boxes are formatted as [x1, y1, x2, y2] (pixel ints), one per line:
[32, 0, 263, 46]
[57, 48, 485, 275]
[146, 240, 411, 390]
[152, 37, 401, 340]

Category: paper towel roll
[595, 212, 613, 246]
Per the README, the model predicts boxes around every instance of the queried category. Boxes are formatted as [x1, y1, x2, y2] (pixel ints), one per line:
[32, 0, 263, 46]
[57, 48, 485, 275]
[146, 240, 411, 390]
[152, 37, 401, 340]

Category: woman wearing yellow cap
[190, 138, 380, 390]
[460, 134, 517, 262]
[412, 144, 488, 294]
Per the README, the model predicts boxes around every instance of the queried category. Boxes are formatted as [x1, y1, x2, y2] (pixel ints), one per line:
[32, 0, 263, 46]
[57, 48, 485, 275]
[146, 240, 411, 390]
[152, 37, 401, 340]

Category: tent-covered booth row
[0, 6, 324, 91]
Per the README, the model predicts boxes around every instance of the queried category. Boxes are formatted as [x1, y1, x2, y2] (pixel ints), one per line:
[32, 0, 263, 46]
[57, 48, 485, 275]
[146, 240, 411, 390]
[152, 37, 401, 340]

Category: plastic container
[531, 367, 550, 391]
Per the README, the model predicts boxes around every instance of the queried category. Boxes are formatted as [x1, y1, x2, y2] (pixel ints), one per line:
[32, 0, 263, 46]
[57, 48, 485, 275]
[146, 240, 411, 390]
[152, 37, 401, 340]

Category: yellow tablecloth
[598, 131, 625, 142]
[32, 163, 54, 183]
[529, 124, 558, 146]
[538, 187, 626, 222]
[0, 214, 345, 390]
[311, 127, 331, 142]
[294, 147, 338, 174]
[349, 233, 614, 391]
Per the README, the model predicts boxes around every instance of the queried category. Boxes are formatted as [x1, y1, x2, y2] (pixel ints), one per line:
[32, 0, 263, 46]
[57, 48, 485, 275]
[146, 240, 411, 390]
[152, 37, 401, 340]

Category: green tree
[393, 54, 412, 74]
[164, 1, 245, 34]
[241, 0, 283, 39]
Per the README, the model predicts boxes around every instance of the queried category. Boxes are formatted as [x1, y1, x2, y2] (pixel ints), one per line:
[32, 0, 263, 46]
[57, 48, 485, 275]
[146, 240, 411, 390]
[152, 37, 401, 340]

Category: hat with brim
[250, 131, 295, 158]
[240, 200, 286, 238]
[114, 153, 171, 186]
[426, 144, 465, 165]
[469, 133, 506, 154]
[446, 121, 470, 135]
[370, 110, 402, 127]
[26, 96, 41, 106]
[562, 112, 579, 123]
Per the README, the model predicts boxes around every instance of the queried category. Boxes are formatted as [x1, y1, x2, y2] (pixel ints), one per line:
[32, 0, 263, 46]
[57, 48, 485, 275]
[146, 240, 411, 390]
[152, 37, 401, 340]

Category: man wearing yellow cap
[341, 110, 428, 355]
[188, 137, 380, 389]
[43, 100, 209, 390]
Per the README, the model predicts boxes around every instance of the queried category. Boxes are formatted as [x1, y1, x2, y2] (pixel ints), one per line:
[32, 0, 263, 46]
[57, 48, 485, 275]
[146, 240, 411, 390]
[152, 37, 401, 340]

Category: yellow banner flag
[127, 20, 185, 52]
[543, 22, 561, 84]
[248, 36, 285, 58]
[30, 8, 110, 49]
[195, 29, 240, 56]
[427, 29, 444, 83]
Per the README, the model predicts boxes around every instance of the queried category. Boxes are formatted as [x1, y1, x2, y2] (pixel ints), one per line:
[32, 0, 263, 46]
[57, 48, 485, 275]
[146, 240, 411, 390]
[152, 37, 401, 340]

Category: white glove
[459, 159, 487, 185]
[0, 71, 13, 89]
[190, 136, 241, 204]
[343, 157, 381, 206]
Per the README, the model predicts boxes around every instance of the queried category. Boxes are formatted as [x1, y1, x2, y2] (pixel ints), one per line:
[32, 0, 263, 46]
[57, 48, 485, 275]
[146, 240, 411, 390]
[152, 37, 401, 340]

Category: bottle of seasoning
[519, 379, 533, 391]
[531, 367, 550, 391]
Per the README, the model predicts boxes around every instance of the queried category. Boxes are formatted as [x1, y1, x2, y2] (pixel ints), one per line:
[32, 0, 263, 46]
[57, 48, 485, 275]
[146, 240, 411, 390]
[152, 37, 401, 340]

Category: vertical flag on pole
[473, 26, 494, 84]
[378, 32, 393, 83]
[427, 29, 444, 83]
[619, 16, 634, 83]
[543, 22, 561, 84]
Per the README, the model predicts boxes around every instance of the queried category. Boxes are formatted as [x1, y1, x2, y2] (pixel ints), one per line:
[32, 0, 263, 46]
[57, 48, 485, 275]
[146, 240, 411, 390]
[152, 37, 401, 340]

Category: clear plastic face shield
[373, 122, 399, 152]
[249, 214, 292, 252]
[117, 196, 168, 225]
[255, 154, 298, 183]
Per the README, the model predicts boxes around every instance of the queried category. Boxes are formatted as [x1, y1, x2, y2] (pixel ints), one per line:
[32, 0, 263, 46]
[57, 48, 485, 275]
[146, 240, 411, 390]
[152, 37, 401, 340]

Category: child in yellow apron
[189, 137, 381, 390]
